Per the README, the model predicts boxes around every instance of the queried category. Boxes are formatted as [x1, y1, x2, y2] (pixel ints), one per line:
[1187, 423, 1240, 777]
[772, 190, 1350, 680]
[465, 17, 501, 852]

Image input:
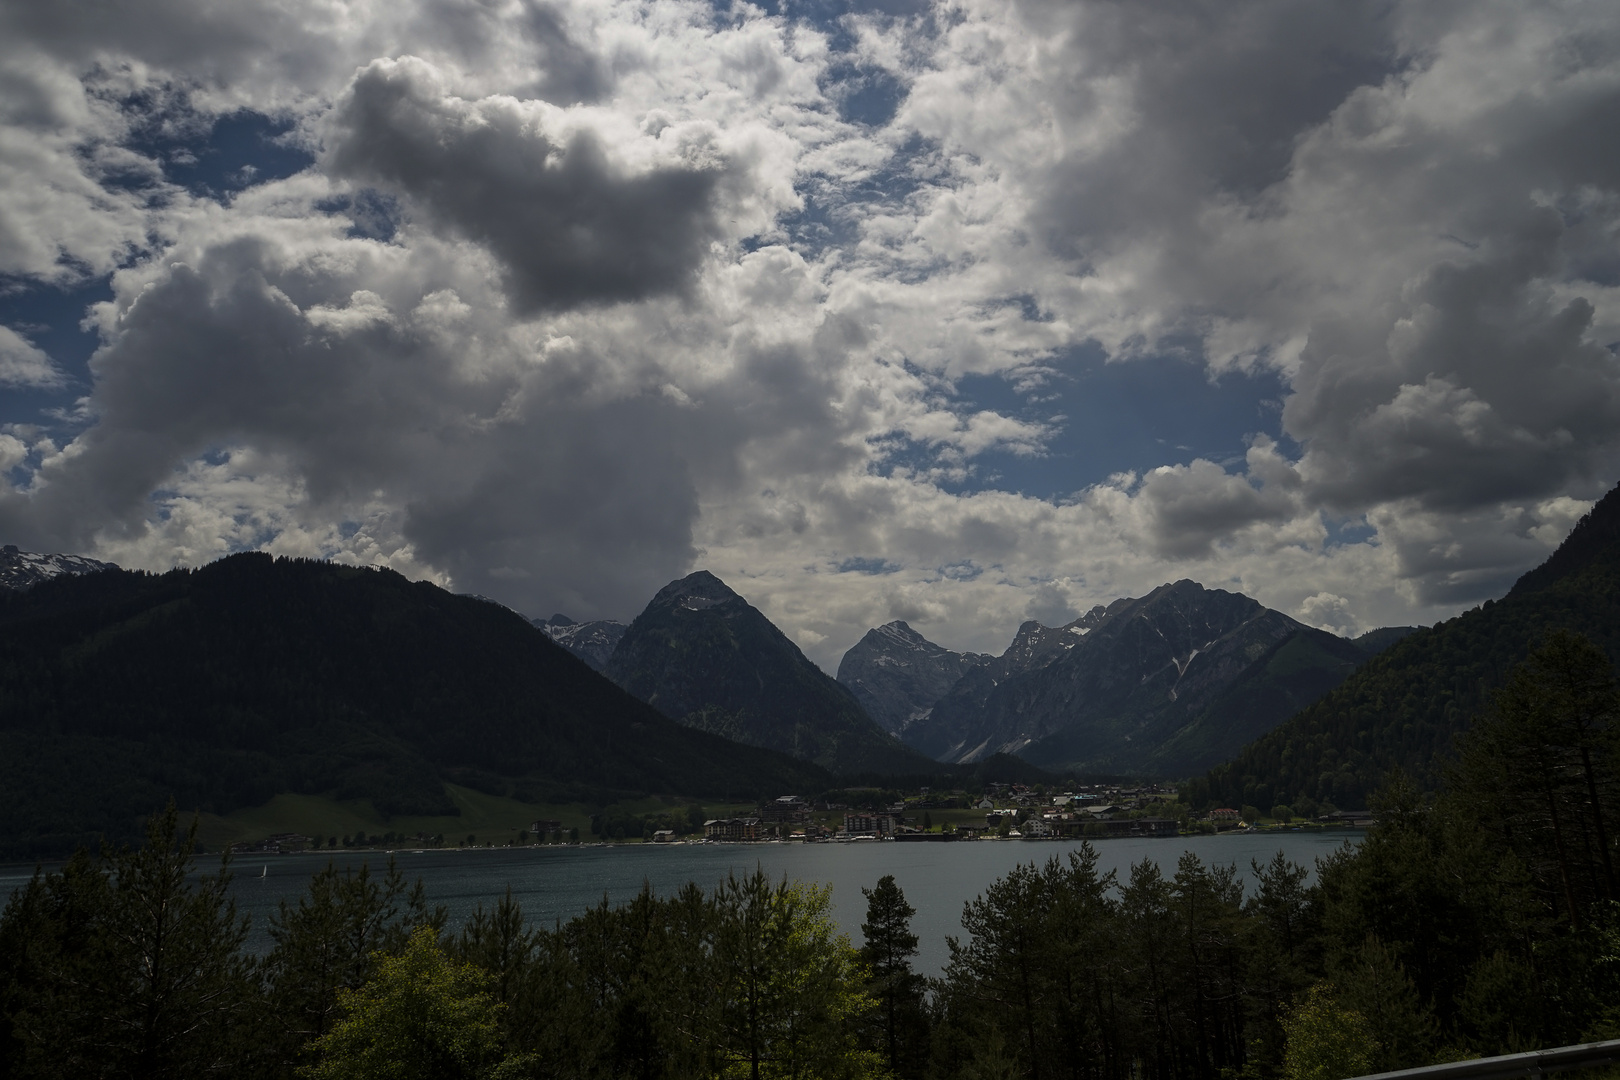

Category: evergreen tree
[709, 869, 881, 1080]
[1244, 852, 1322, 1074]
[860, 875, 927, 1077]
[940, 849, 1121, 1080]
[1455, 630, 1620, 927]
[1329, 935, 1437, 1073]
[1, 805, 254, 1079]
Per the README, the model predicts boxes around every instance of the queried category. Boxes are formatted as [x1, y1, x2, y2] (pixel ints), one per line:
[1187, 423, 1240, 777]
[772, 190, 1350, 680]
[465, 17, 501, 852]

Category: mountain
[928, 581, 1323, 773]
[897, 604, 1118, 762]
[536, 614, 628, 672]
[1135, 627, 1369, 776]
[1188, 482, 1620, 814]
[834, 621, 991, 735]
[605, 571, 936, 775]
[892, 581, 1380, 777]
[0, 544, 115, 590]
[0, 554, 828, 857]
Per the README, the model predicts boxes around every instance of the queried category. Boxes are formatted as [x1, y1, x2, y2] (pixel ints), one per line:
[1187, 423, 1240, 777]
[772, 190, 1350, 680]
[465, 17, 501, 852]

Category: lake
[1, 831, 1358, 977]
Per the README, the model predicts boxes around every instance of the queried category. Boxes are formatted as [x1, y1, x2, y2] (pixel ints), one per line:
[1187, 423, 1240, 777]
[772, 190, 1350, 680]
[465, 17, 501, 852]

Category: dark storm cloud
[326, 58, 727, 314]
[1012, 0, 1401, 255]
[0, 228, 709, 616]
[0, 238, 475, 552]
[1134, 458, 1295, 559]
[1288, 210, 1620, 514]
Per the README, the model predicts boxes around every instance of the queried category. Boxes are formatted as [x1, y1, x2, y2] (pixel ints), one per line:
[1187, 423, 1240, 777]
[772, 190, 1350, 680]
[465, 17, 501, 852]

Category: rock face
[536, 614, 628, 672]
[606, 571, 935, 775]
[895, 601, 1123, 763]
[834, 622, 991, 735]
[0, 545, 115, 591]
[889, 579, 1372, 776]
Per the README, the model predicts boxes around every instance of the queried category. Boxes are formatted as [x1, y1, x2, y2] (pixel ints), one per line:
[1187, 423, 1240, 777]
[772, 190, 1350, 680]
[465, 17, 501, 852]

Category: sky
[1, 0, 1618, 672]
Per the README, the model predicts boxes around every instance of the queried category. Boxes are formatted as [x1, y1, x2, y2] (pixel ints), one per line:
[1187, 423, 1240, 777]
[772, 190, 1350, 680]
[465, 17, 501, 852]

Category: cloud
[0, 326, 64, 388]
[0, 0, 1617, 675]
[325, 57, 729, 313]
[1299, 592, 1356, 637]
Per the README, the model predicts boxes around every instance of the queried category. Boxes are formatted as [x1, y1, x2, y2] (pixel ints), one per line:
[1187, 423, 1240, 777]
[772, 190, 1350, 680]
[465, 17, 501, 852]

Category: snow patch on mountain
[0, 545, 117, 591]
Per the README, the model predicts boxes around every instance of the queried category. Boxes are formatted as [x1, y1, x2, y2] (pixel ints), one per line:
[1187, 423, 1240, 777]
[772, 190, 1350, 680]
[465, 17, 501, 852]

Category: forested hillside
[0, 554, 827, 856]
[1187, 483, 1620, 813]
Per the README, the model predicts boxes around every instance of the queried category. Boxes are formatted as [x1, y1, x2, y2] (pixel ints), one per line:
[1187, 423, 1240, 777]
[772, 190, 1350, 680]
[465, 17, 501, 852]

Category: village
[685, 781, 1358, 843]
[225, 780, 1370, 855]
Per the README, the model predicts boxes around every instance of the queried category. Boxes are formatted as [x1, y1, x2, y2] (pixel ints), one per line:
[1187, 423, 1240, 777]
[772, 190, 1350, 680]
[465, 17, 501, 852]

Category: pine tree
[3, 805, 255, 1079]
[1455, 630, 1619, 926]
[861, 875, 926, 1076]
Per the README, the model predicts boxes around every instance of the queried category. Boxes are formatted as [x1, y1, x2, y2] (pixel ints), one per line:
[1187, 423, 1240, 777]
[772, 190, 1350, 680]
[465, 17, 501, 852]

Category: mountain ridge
[536, 613, 628, 672]
[1188, 482, 1620, 813]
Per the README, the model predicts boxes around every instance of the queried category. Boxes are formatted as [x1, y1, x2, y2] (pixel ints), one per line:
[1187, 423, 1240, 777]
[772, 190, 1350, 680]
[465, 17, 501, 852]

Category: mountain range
[3, 475, 1611, 850]
[835, 581, 1414, 777]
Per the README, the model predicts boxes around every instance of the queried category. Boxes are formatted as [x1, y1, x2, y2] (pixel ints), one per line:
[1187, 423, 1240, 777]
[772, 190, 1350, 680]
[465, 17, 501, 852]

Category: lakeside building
[843, 813, 899, 837]
[704, 818, 762, 842]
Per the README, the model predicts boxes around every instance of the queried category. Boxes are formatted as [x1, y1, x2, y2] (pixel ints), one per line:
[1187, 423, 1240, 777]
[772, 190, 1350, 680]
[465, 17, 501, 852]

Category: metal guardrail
[1350, 1040, 1620, 1080]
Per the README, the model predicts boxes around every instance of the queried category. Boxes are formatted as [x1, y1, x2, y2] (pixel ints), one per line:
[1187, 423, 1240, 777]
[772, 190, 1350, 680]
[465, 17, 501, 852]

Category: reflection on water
[0, 831, 1358, 978]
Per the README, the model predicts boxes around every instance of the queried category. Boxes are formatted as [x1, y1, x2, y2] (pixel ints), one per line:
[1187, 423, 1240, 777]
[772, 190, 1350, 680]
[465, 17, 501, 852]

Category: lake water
[1, 831, 1358, 977]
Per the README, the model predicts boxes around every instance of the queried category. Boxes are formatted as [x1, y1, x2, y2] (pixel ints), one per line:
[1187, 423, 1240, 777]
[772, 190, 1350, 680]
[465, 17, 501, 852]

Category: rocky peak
[648, 570, 743, 612]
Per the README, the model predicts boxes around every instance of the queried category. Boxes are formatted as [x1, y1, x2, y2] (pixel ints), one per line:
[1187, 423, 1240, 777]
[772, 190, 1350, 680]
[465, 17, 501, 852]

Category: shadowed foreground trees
[305, 926, 530, 1080]
[0, 805, 254, 1079]
[0, 822, 1616, 1080]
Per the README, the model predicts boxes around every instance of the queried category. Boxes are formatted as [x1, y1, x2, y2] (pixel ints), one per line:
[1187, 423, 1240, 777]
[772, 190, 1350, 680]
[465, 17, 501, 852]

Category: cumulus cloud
[325, 57, 730, 313]
[0, 326, 63, 388]
[0, 0, 1617, 672]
